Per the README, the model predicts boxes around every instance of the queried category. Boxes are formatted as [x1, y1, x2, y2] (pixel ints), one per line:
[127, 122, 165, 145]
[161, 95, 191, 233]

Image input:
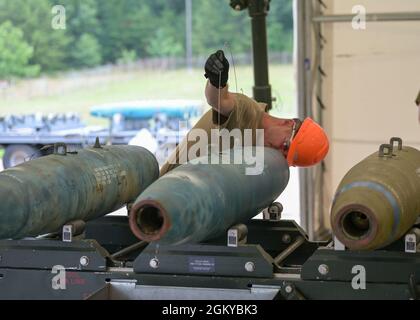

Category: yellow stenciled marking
[94, 165, 120, 186]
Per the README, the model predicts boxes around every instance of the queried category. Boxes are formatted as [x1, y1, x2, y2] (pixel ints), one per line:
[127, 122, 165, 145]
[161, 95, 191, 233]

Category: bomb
[129, 147, 289, 245]
[331, 138, 420, 251]
[0, 143, 159, 239]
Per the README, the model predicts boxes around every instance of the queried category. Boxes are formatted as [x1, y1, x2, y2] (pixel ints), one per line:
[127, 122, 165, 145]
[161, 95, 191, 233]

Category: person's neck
[261, 114, 277, 148]
[261, 114, 293, 153]
[261, 113, 276, 130]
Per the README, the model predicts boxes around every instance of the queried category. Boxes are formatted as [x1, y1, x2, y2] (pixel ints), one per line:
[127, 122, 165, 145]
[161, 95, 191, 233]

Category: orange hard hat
[286, 118, 329, 167]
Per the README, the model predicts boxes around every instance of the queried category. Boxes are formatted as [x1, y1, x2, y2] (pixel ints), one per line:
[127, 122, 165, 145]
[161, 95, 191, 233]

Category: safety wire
[217, 43, 239, 156]
[224, 42, 238, 94]
[210, 69, 222, 159]
[218, 70, 221, 127]
[218, 41, 240, 127]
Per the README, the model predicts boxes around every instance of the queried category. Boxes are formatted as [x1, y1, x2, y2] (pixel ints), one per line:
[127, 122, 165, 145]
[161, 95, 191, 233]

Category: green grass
[0, 64, 295, 126]
[0, 149, 3, 159]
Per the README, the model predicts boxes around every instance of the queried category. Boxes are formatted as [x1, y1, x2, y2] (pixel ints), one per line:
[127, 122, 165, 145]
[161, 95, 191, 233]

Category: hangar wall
[300, 0, 420, 237]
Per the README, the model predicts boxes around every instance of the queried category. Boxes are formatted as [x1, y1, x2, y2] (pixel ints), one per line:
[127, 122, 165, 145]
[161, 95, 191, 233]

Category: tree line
[0, 0, 293, 80]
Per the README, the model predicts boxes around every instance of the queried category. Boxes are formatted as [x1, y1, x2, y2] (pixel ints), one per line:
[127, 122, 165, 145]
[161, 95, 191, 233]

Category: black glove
[204, 50, 229, 88]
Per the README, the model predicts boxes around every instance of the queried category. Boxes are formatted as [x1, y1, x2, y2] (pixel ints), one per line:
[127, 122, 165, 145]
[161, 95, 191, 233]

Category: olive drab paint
[331, 138, 420, 251]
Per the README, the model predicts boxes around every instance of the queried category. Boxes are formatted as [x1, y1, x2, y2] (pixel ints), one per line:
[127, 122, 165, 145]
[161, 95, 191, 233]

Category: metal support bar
[231, 0, 273, 110]
[313, 12, 420, 23]
[249, 0, 272, 110]
[295, 0, 314, 238]
[312, 0, 328, 241]
[274, 236, 305, 266]
[110, 241, 147, 260]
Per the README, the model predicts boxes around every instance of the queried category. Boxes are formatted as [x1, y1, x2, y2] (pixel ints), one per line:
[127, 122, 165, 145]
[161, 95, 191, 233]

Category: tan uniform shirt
[160, 93, 266, 176]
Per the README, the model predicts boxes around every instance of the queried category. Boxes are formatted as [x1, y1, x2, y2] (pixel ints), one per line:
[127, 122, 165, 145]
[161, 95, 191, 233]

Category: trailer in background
[0, 100, 203, 169]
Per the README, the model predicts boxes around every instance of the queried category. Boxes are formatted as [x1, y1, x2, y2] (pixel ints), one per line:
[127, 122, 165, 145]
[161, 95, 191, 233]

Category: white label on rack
[405, 234, 417, 253]
[227, 229, 238, 247]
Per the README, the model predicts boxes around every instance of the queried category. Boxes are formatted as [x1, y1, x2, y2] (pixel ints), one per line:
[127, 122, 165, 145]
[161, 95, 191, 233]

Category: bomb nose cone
[344, 212, 370, 237]
[332, 199, 381, 251]
[129, 200, 171, 242]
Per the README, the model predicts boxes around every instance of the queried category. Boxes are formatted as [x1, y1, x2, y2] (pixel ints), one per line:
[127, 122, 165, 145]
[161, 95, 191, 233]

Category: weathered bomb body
[129, 147, 290, 245]
[0, 144, 159, 239]
[331, 138, 420, 251]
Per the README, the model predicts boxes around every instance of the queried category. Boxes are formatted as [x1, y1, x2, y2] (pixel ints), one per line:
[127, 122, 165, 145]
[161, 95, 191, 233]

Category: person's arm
[204, 50, 235, 116]
[205, 81, 235, 116]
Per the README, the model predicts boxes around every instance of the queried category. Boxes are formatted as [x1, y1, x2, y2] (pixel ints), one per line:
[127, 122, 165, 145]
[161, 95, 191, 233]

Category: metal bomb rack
[1, 209, 420, 300]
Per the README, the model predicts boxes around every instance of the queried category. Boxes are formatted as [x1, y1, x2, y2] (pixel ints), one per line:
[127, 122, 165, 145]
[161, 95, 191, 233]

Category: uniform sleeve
[212, 93, 265, 131]
[160, 109, 213, 176]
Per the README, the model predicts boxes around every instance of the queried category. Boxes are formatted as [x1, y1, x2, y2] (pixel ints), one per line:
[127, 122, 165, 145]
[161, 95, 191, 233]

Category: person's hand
[204, 50, 229, 88]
